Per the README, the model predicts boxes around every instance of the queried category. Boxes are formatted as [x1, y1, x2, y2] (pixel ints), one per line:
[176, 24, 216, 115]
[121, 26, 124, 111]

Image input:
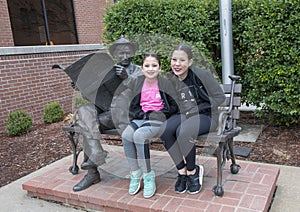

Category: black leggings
[160, 114, 211, 171]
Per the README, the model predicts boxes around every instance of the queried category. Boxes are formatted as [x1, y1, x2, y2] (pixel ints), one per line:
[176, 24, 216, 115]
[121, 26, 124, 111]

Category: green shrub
[232, 0, 300, 125]
[43, 102, 64, 124]
[6, 110, 33, 136]
[73, 94, 90, 109]
[103, 0, 300, 126]
[103, 0, 216, 71]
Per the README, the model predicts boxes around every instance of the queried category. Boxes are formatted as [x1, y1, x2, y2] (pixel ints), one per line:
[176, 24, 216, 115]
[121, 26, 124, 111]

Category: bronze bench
[62, 75, 242, 197]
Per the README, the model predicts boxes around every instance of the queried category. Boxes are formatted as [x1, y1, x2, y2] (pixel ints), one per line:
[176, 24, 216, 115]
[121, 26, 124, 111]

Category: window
[7, 0, 78, 46]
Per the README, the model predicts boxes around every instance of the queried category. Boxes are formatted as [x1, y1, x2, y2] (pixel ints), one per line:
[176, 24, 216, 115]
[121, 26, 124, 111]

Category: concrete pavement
[0, 155, 83, 212]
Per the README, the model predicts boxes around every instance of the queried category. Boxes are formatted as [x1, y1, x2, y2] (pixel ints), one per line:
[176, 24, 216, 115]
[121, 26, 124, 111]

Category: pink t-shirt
[140, 79, 164, 113]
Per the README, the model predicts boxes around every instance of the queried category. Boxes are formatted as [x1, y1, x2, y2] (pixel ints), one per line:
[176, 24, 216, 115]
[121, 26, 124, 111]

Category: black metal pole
[70, 0, 79, 44]
[41, 0, 51, 45]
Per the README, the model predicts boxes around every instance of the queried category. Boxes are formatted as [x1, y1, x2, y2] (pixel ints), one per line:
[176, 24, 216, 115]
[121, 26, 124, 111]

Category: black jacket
[128, 75, 179, 121]
[169, 65, 225, 126]
[111, 74, 178, 131]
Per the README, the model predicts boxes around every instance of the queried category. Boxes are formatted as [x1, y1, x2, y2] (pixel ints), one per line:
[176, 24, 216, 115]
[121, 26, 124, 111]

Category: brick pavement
[22, 146, 280, 212]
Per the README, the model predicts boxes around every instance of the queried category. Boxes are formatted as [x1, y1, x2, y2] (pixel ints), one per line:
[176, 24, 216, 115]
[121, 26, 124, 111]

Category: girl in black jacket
[161, 45, 225, 194]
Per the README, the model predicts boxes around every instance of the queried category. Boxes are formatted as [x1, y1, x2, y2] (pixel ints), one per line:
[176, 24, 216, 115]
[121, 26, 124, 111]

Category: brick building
[0, 0, 115, 133]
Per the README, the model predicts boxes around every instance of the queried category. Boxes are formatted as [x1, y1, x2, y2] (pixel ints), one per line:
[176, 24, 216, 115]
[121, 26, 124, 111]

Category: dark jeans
[160, 114, 211, 171]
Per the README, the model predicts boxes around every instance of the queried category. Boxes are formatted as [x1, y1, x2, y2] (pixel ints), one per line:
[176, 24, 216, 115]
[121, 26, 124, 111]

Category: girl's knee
[122, 126, 135, 141]
[133, 131, 148, 144]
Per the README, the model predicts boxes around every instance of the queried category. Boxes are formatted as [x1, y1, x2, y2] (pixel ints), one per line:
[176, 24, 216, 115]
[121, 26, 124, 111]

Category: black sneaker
[187, 165, 204, 194]
[175, 174, 187, 194]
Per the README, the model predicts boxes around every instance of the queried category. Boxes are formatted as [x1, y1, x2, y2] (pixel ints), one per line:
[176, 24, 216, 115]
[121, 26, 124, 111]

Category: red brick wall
[0, 0, 114, 133]
[0, 0, 14, 46]
[0, 50, 101, 133]
[73, 0, 114, 44]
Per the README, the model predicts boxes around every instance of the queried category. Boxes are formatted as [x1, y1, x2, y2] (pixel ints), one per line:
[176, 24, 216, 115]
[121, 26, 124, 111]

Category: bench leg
[213, 142, 224, 197]
[228, 138, 240, 174]
[67, 131, 82, 175]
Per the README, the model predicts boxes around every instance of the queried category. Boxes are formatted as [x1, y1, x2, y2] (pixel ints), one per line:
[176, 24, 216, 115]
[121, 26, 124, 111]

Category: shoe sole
[175, 189, 187, 194]
[199, 165, 204, 186]
[187, 165, 204, 194]
[187, 189, 200, 194]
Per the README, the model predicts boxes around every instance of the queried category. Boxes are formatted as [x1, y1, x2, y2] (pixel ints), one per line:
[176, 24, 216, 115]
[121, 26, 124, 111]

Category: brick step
[22, 145, 279, 212]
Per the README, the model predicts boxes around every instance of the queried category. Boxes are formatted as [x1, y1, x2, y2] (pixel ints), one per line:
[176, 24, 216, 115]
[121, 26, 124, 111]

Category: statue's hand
[114, 65, 128, 79]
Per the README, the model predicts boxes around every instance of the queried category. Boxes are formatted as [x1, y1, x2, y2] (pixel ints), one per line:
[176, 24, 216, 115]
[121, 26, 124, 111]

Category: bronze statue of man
[73, 37, 141, 192]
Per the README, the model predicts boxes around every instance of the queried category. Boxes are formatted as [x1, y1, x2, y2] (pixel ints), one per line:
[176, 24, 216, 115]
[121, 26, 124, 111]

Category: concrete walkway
[0, 155, 83, 212]
[1, 148, 300, 212]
